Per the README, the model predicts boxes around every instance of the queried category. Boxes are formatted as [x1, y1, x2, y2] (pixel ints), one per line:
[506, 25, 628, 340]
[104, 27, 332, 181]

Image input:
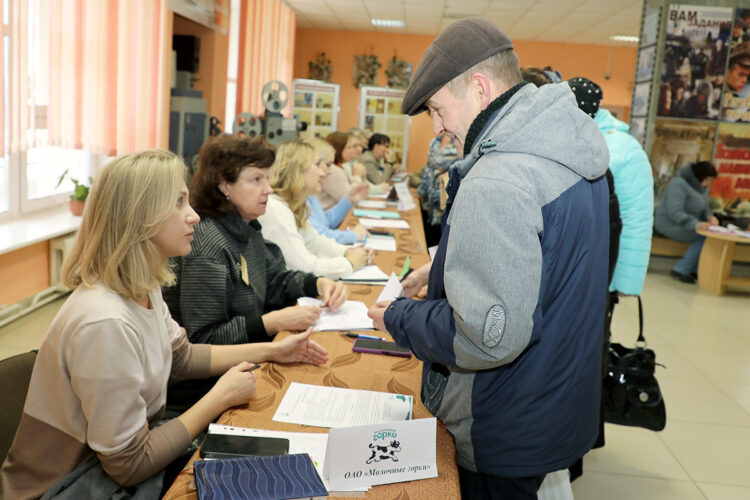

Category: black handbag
[602, 296, 667, 431]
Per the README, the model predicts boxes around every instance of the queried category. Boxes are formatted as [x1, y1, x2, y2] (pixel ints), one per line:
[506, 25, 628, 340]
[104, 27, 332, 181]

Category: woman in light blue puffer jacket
[594, 108, 654, 295]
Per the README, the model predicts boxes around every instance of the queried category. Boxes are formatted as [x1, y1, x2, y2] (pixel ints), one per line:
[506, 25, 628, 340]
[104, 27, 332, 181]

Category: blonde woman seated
[0, 151, 328, 499]
[259, 141, 371, 280]
[305, 137, 369, 245]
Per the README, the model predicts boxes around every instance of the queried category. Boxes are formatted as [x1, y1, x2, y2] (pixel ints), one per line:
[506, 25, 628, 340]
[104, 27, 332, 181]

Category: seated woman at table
[163, 135, 348, 346]
[654, 161, 719, 283]
[305, 137, 369, 245]
[361, 133, 396, 185]
[0, 150, 328, 499]
[321, 132, 388, 209]
[259, 140, 371, 280]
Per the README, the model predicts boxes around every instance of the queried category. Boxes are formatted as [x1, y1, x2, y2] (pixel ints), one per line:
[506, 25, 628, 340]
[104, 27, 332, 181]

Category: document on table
[364, 234, 397, 251]
[376, 272, 404, 303]
[297, 297, 374, 331]
[273, 382, 414, 428]
[353, 208, 400, 219]
[207, 424, 370, 494]
[340, 264, 389, 284]
[358, 200, 387, 209]
[359, 217, 410, 229]
[394, 182, 417, 211]
[368, 192, 390, 199]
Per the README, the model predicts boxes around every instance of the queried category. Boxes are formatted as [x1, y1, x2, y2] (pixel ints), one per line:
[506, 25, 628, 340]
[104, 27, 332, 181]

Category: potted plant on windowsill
[56, 169, 92, 216]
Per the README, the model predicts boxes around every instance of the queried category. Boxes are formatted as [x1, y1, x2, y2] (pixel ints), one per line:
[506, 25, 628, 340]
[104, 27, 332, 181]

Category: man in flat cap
[368, 18, 610, 498]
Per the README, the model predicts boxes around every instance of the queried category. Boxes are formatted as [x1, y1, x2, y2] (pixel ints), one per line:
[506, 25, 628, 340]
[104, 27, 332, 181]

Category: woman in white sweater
[0, 150, 328, 499]
[259, 141, 370, 279]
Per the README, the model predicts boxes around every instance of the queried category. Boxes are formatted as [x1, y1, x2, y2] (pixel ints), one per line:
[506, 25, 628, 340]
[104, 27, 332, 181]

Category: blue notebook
[194, 453, 328, 500]
[352, 208, 401, 219]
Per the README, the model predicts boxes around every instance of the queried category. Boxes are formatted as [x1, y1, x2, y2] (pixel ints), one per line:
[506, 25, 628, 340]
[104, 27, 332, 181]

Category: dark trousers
[458, 466, 545, 500]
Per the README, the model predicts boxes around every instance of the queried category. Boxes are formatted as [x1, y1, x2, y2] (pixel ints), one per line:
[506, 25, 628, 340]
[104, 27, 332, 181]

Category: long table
[162, 195, 460, 499]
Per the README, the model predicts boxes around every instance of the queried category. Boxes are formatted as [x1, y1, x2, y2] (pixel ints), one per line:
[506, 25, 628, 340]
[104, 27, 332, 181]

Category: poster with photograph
[710, 123, 750, 214]
[659, 5, 733, 120]
[650, 119, 716, 196]
[632, 82, 651, 116]
[292, 79, 340, 141]
[359, 86, 409, 170]
[721, 10, 750, 122]
[641, 8, 661, 46]
[636, 46, 657, 82]
[630, 117, 647, 146]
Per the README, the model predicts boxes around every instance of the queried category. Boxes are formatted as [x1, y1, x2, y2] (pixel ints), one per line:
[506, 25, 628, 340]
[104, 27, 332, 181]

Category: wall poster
[659, 5, 733, 120]
[710, 123, 750, 215]
[721, 10, 750, 122]
[292, 79, 340, 141]
[650, 118, 716, 197]
[359, 86, 410, 169]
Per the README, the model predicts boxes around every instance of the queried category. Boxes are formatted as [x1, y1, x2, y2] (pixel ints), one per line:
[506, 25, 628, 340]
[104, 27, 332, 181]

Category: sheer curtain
[46, 0, 170, 156]
[236, 0, 296, 117]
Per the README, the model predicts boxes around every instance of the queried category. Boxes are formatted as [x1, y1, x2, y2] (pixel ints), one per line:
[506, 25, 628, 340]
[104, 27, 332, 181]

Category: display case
[292, 79, 340, 141]
[358, 86, 410, 170]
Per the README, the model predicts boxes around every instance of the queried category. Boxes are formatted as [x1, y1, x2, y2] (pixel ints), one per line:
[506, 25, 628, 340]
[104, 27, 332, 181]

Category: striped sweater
[163, 213, 319, 345]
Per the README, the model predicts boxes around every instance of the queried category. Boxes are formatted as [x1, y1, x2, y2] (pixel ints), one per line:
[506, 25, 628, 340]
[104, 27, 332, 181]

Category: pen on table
[341, 333, 386, 340]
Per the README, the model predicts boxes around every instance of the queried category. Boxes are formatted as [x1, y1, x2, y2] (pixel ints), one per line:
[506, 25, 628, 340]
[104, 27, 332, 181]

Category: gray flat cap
[401, 17, 513, 116]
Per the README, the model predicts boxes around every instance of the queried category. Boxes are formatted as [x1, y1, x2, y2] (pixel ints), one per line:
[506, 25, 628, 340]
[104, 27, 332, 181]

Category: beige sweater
[0, 285, 211, 499]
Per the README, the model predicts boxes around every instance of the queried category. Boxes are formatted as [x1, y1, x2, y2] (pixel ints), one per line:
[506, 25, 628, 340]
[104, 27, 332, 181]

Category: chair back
[0, 350, 37, 463]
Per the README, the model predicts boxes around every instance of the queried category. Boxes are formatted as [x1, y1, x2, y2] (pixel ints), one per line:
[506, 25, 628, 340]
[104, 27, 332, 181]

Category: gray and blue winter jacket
[384, 82, 611, 477]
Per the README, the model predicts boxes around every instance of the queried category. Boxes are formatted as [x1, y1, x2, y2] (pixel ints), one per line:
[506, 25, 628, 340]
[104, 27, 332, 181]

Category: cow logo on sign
[366, 428, 402, 464]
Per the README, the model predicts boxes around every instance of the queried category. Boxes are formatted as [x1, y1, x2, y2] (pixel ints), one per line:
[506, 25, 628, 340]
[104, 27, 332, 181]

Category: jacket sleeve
[364, 153, 389, 184]
[307, 196, 358, 245]
[260, 201, 354, 280]
[263, 240, 320, 311]
[665, 180, 701, 233]
[608, 135, 654, 295]
[387, 176, 542, 371]
[177, 255, 264, 344]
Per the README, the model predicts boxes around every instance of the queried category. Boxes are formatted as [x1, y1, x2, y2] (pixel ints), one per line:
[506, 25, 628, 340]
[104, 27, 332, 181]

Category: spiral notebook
[194, 453, 328, 500]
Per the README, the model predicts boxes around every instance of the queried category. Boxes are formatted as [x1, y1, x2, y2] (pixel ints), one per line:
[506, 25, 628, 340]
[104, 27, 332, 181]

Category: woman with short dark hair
[654, 161, 719, 283]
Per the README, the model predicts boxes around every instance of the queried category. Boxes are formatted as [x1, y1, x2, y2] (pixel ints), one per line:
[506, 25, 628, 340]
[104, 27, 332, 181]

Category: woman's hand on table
[708, 216, 719, 226]
[347, 183, 369, 204]
[272, 329, 329, 365]
[352, 223, 370, 241]
[345, 247, 368, 270]
[401, 262, 431, 298]
[317, 277, 348, 311]
[264, 305, 321, 333]
[367, 300, 393, 333]
[352, 162, 367, 178]
[209, 361, 257, 408]
[696, 221, 710, 232]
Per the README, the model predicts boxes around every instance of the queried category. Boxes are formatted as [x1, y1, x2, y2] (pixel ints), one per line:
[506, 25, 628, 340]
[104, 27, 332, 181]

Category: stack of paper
[341, 265, 389, 284]
[358, 200, 387, 209]
[364, 234, 397, 251]
[376, 273, 404, 303]
[298, 297, 374, 331]
[352, 208, 400, 219]
[359, 217, 410, 229]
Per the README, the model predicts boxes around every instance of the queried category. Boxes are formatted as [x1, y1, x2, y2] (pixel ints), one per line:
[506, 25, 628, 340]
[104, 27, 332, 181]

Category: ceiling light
[609, 35, 639, 43]
[371, 19, 405, 28]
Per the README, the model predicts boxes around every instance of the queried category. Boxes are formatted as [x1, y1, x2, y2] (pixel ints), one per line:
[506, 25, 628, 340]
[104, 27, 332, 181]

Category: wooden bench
[695, 230, 750, 295]
[651, 235, 750, 263]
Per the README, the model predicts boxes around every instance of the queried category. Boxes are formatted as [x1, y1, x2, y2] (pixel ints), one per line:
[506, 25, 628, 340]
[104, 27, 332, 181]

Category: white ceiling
[286, 0, 644, 46]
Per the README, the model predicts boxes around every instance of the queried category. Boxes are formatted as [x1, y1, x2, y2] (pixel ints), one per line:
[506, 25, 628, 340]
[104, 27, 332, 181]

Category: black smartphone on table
[352, 338, 412, 357]
[199, 433, 290, 459]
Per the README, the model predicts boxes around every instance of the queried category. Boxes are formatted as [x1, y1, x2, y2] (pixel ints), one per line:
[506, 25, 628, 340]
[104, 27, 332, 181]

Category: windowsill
[0, 205, 82, 256]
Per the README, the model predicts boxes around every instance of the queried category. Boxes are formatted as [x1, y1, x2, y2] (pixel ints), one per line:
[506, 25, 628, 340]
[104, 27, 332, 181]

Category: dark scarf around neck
[463, 82, 528, 156]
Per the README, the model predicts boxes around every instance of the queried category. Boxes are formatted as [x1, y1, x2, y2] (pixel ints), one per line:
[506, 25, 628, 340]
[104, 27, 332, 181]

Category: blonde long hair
[62, 150, 186, 300]
[269, 141, 315, 229]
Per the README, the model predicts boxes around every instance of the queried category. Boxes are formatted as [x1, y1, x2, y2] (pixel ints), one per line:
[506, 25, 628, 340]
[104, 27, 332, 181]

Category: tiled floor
[1, 270, 749, 499]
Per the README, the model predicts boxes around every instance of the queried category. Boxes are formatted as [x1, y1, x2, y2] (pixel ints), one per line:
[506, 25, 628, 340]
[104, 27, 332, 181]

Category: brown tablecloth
[162, 198, 460, 499]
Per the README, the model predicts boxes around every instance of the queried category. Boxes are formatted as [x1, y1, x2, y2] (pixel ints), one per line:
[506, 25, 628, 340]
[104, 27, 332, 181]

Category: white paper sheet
[273, 383, 413, 428]
[428, 245, 438, 261]
[368, 192, 390, 199]
[341, 265, 389, 284]
[376, 273, 403, 303]
[298, 297, 374, 331]
[358, 200, 387, 209]
[359, 218, 410, 229]
[364, 234, 397, 251]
